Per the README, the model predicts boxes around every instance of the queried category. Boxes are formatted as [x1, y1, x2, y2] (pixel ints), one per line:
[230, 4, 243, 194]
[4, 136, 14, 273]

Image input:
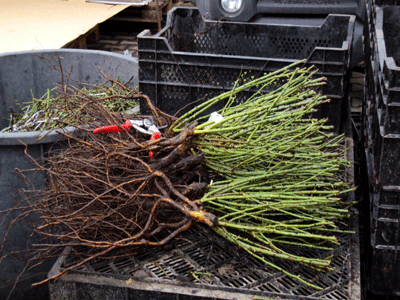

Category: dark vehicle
[195, 0, 365, 67]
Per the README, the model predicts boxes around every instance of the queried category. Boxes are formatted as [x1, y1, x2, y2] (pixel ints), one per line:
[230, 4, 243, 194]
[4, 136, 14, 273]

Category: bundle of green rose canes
[169, 60, 355, 289]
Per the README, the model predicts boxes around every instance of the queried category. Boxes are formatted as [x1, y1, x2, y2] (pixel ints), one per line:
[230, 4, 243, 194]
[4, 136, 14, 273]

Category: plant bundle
[1, 79, 139, 133]
[170, 61, 355, 288]
[1, 60, 354, 291]
[2, 82, 217, 287]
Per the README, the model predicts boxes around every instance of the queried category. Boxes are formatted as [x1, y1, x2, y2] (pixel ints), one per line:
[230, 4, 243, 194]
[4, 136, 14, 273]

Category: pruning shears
[93, 117, 166, 158]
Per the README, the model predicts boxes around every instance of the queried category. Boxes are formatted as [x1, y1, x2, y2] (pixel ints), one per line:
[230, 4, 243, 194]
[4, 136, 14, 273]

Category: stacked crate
[138, 7, 355, 133]
[363, 0, 400, 295]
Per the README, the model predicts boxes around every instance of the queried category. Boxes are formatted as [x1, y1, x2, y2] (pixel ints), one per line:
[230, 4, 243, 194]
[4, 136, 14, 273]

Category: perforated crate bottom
[49, 213, 360, 300]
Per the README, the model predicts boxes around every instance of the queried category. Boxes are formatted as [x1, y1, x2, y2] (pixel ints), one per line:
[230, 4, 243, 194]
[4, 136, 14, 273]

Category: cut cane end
[189, 211, 219, 227]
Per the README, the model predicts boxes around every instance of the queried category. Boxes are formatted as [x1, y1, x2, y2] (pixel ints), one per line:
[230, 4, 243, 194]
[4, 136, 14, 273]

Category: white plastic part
[220, 0, 242, 13]
[208, 112, 224, 124]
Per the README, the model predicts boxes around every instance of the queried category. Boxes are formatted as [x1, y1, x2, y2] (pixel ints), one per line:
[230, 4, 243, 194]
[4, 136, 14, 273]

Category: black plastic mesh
[168, 9, 346, 60]
[138, 8, 352, 131]
[62, 222, 355, 300]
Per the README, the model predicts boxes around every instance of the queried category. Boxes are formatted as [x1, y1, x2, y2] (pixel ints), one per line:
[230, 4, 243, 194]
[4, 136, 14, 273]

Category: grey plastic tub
[0, 49, 138, 300]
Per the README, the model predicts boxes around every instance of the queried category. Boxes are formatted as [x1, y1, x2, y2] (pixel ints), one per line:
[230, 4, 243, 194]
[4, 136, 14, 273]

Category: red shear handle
[149, 132, 161, 159]
[150, 132, 161, 141]
[93, 120, 131, 134]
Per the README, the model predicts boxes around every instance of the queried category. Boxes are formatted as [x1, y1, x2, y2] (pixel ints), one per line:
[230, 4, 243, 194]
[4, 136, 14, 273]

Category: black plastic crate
[364, 113, 400, 294]
[374, 128, 400, 187]
[363, 32, 400, 293]
[363, 5, 400, 139]
[373, 6, 400, 131]
[363, 15, 400, 288]
[377, 99, 400, 135]
[362, 55, 378, 142]
[367, 109, 380, 176]
[362, 84, 376, 158]
[365, 0, 377, 52]
[48, 213, 360, 300]
[371, 190, 400, 248]
[364, 0, 378, 74]
[374, 6, 400, 99]
[366, 112, 400, 186]
[138, 7, 355, 132]
[364, 139, 400, 295]
[368, 248, 400, 295]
